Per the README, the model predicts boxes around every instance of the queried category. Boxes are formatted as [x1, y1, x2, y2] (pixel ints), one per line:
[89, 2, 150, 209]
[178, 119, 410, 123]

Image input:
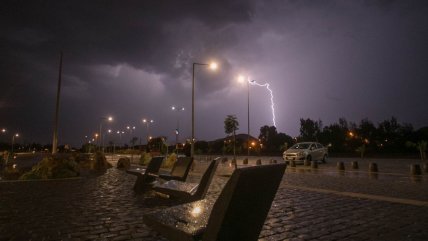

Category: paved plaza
[1, 156, 427, 240]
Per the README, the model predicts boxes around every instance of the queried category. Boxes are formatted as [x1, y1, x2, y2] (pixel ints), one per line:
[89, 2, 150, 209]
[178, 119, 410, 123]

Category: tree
[224, 115, 239, 168]
[299, 118, 322, 141]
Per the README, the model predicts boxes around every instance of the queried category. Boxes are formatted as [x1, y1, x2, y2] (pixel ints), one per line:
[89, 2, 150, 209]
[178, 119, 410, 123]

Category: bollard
[369, 162, 378, 173]
[221, 157, 228, 164]
[351, 161, 359, 170]
[311, 161, 318, 169]
[243, 158, 248, 165]
[256, 159, 262, 165]
[423, 163, 428, 173]
[337, 161, 345, 171]
[410, 164, 422, 175]
[290, 160, 296, 167]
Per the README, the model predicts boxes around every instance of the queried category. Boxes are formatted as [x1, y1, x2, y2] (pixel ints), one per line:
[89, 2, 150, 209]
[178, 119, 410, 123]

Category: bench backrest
[192, 157, 220, 200]
[145, 156, 164, 175]
[169, 157, 193, 181]
[202, 163, 286, 241]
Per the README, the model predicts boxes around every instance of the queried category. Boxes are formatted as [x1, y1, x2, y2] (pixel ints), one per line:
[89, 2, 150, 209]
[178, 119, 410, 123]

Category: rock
[117, 157, 131, 169]
[91, 152, 113, 170]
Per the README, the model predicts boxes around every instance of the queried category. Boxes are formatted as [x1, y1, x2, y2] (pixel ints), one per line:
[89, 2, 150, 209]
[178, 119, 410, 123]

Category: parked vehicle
[283, 142, 328, 164]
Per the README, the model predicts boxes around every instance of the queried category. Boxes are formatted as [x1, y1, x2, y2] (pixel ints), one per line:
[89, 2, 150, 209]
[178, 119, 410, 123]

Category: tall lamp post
[171, 106, 185, 153]
[99, 116, 113, 152]
[11, 133, 19, 154]
[191, 62, 218, 158]
[238, 75, 255, 156]
[126, 126, 136, 149]
[142, 119, 154, 151]
[116, 130, 125, 149]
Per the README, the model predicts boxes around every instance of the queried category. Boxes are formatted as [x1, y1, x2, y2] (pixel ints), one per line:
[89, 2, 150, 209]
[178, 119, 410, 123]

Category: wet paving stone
[1, 159, 428, 240]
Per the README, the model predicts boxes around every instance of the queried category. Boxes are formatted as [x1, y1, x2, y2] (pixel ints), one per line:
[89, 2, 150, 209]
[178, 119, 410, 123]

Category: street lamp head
[238, 75, 246, 83]
[171, 106, 176, 110]
[107, 116, 113, 121]
[108, 129, 112, 133]
[126, 126, 130, 129]
[1, 128, 6, 133]
[15, 133, 19, 137]
[209, 62, 218, 70]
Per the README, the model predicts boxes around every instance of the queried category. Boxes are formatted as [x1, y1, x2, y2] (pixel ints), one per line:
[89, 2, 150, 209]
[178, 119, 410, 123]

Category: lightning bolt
[249, 80, 277, 127]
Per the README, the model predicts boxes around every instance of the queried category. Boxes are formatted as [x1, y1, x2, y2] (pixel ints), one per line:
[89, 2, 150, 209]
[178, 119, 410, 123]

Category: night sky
[1, 0, 428, 147]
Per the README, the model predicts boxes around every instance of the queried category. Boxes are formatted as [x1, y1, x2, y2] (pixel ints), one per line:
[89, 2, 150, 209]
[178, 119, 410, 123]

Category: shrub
[91, 152, 113, 170]
[162, 153, 177, 168]
[20, 156, 80, 180]
[117, 157, 131, 169]
[139, 152, 152, 166]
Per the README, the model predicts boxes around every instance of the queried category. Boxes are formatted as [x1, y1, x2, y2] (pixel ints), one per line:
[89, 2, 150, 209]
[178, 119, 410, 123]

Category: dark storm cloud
[1, 0, 428, 146]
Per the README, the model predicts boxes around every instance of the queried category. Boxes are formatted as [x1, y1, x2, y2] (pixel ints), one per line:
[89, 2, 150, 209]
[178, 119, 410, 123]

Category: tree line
[199, 116, 427, 158]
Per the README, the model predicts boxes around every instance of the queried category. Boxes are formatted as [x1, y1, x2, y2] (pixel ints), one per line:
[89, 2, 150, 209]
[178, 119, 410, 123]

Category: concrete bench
[152, 158, 220, 203]
[159, 156, 193, 182]
[126, 156, 164, 192]
[144, 163, 286, 241]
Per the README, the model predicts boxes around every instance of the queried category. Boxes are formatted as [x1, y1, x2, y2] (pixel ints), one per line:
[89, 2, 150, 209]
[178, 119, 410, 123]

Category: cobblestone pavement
[1, 157, 428, 240]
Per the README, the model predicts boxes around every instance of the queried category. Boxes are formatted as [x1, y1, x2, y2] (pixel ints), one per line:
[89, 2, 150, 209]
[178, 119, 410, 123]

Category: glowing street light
[238, 75, 253, 156]
[191, 61, 218, 158]
[127, 125, 136, 150]
[99, 116, 113, 152]
[142, 118, 154, 150]
[171, 106, 185, 153]
[11, 133, 19, 154]
[116, 130, 125, 147]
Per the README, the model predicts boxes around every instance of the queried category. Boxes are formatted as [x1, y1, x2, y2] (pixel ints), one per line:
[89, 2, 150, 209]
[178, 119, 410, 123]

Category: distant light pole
[116, 130, 125, 148]
[1, 129, 6, 143]
[142, 119, 154, 151]
[238, 75, 254, 156]
[99, 116, 113, 152]
[171, 106, 185, 153]
[52, 51, 63, 155]
[192, 62, 218, 158]
[127, 125, 136, 149]
[11, 133, 19, 154]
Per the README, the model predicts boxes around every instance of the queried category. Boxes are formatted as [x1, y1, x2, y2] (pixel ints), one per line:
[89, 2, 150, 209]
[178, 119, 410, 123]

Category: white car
[283, 142, 328, 164]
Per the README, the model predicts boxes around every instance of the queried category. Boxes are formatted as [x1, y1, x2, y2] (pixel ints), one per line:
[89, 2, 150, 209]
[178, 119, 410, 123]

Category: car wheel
[322, 155, 327, 163]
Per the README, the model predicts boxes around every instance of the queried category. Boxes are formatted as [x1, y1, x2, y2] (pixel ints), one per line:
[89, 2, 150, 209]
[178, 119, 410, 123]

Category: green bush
[162, 153, 177, 168]
[20, 156, 80, 180]
[91, 152, 113, 170]
[139, 152, 152, 166]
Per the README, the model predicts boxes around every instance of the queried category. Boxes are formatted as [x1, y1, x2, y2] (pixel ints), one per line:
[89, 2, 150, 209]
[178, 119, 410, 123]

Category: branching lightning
[249, 80, 277, 127]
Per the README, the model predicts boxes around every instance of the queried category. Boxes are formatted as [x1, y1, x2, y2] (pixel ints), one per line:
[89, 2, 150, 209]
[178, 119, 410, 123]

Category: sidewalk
[1, 157, 427, 240]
